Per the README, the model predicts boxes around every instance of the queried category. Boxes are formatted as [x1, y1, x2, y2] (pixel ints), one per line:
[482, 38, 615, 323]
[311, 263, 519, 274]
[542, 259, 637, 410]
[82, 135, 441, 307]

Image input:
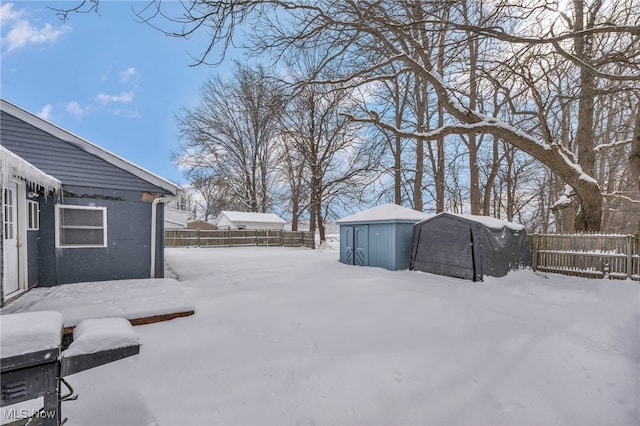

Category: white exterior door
[3, 181, 20, 297]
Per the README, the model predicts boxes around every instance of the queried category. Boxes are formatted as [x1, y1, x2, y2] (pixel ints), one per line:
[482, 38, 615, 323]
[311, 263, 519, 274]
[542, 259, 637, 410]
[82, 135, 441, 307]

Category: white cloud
[113, 108, 141, 119]
[96, 91, 134, 105]
[0, 3, 23, 24]
[119, 67, 137, 83]
[5, 19, 69, 52]
[37, 104, 53, 120]
[66, 101, 88, 119]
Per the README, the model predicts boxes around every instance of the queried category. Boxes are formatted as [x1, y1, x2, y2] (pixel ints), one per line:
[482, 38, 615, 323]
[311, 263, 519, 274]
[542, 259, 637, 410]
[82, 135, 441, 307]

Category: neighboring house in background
[186, 220, 217, 230]
[164, 206, 193, 229]
[0, 99, 180, 306]
[215, 211, 286, 230]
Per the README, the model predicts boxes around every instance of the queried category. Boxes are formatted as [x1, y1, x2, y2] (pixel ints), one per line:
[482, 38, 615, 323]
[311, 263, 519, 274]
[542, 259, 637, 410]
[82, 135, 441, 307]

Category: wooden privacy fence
[530, 234, 640, 280]
[164, 229, 315, 249]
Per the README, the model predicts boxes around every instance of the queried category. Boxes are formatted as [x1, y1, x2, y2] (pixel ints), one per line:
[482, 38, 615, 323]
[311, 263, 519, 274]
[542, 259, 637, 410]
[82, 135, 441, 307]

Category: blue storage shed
[337, 204, 431, 270]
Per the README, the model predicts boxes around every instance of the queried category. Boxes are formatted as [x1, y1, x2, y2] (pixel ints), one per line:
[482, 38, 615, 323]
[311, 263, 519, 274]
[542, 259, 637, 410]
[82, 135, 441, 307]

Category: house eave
[1, 99, 179, 196]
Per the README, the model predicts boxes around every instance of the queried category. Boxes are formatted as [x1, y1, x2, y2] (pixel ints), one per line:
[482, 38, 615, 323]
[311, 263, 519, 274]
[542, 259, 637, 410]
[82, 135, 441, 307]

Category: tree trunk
[394, 97, 403, 204]
[467, 31, 481, 215]
[394, 135, 402, 205]
[573, 0, 601, 231]
[291, 196, 299, 231]
[413, 77, 425, 211]
[575, 193, 603, 232]
[414, 138, 424, 211]
[505, 149, 514, 221]
[435, 9, 447, 213]
[483, 138, 501, 216]
[316, 201, 325, 243]
[310, 160, 324, 241]
[630, 107, 640, 191]
[468, 136, 481, 215]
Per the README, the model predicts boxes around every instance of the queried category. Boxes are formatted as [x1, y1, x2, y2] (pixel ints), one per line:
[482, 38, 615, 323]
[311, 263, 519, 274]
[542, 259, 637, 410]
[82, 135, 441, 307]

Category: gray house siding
[27, 230, 39, 288]
[36, 195, 164, 286]
[1, 100, 176, 292]
[1, 111, 166, 194]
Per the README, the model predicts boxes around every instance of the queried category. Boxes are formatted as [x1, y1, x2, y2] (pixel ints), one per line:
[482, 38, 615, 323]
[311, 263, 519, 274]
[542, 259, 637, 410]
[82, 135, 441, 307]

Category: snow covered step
[62, 318, 140, 377]
[0, 278, 195, 330]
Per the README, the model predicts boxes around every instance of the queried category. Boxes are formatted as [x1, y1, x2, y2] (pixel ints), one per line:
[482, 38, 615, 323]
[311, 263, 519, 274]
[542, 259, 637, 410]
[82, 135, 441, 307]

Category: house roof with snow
[216, 211, 287, 225]
[0, 99, 179, 196]
[0, 145, 61, 194]
[337, 203, 432, 224]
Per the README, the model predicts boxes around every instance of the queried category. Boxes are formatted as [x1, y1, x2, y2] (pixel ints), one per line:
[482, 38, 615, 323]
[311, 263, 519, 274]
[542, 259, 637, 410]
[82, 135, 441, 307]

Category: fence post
[530, 234, 537, 271]
[228, 229, 231, 247]
[627, 235, 633, 279]
[256, 229, 259, 247]
[197, 228, 201, 247]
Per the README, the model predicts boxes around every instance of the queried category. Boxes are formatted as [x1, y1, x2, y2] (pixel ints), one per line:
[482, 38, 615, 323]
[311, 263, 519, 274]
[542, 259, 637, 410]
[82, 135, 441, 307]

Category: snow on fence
[164, 229, 315, 249]
[530, 234, 640, 280]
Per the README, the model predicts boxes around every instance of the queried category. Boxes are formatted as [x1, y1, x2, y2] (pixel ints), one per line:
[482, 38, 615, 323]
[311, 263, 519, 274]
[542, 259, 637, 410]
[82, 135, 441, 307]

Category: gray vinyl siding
[37, 195, 163, 285]
[1, 111, 166, 193]
[27, 230, 39, 288]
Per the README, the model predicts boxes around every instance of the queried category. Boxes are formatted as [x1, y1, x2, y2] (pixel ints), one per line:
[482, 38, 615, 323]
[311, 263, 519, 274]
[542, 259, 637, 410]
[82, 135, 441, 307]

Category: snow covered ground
[3, 246, 639, 425]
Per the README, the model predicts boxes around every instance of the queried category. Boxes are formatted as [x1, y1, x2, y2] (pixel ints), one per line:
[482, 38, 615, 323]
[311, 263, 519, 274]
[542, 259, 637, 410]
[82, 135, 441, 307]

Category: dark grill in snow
[1, 312, 140, 426]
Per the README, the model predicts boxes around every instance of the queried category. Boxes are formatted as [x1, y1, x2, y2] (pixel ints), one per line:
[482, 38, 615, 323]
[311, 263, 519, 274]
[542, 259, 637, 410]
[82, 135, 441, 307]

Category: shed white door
[3, 181, 20, 297]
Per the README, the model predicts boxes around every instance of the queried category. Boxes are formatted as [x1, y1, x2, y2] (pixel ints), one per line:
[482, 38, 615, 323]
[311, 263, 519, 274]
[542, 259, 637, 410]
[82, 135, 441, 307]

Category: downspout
[150, 196, 176, 278]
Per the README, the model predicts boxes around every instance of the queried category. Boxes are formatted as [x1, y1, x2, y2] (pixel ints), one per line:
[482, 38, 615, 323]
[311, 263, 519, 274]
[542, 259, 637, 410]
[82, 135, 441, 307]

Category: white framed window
[27, 200, 39, 231]
[55, 205, 107, 248]
[3, 186, 15, 240]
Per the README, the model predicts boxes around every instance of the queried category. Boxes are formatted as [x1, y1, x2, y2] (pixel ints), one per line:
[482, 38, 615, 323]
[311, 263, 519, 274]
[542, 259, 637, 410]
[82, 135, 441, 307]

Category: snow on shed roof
[337, 203, 432, 223]
[440, 212, 525, 231]
[218, 211, 287, 224]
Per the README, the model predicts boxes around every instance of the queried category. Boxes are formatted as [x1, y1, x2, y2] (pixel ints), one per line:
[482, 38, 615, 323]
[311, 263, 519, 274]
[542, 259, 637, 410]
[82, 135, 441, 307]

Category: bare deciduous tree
[174, 64, 284, 214]
[281, 80, 377, 241]
[62, 0, 640, 231]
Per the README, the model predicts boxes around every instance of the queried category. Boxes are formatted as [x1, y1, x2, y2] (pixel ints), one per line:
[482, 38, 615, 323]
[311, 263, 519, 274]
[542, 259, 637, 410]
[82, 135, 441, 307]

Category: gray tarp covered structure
[409, 212, 531, 281]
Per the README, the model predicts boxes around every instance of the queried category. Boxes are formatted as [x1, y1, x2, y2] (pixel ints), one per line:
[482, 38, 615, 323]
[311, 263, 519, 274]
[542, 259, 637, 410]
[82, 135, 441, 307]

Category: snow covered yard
[27, 247, 640, 425]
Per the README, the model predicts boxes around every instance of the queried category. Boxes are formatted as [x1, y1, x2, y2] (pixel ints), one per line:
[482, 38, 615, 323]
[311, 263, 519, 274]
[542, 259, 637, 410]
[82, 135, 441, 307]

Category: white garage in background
[215, 211, 287, 230]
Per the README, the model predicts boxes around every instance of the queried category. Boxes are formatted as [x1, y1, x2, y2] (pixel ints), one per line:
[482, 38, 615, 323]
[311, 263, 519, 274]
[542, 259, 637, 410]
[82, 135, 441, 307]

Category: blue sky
[1, 1, 241, 185]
